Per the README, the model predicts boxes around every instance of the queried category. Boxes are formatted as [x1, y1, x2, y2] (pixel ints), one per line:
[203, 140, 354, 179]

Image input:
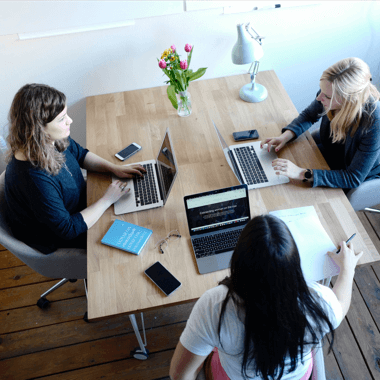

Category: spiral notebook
[101, 219, 153, 255]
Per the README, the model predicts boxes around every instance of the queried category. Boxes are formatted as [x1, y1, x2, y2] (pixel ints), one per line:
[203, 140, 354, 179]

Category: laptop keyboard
[133, 164, 159, 207]
[234, 146, 268, 185]
[192, 228, 244, 259]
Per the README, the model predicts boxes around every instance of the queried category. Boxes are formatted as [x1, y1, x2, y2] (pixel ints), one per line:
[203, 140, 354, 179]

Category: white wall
[1, 1, 380, 173]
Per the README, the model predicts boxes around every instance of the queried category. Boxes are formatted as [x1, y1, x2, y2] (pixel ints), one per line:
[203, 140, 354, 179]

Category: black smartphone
[115, 142, 142, 161]
[144, 261, 181, 296]
[233, 130, 259, 141]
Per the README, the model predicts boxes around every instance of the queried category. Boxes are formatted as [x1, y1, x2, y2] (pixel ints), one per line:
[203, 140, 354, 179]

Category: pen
[336, 233, 356, 253]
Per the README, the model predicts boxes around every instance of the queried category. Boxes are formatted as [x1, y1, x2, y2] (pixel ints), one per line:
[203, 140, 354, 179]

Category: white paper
[270, 206, 340, 282]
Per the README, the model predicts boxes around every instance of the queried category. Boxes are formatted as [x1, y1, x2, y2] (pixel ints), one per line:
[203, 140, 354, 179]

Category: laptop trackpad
[196, 251, 233, 274]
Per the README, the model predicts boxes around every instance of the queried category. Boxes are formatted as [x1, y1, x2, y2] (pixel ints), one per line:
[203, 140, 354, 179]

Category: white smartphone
[115, 142, 141, 161]
[144, 261, 181, 296]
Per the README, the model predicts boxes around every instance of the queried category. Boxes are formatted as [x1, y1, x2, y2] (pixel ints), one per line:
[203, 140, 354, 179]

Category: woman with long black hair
[170, 214, 362, 380]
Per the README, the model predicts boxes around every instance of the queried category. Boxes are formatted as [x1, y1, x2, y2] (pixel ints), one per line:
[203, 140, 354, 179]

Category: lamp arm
[245, 23, 264, 45]
[248, 61, 260, 90]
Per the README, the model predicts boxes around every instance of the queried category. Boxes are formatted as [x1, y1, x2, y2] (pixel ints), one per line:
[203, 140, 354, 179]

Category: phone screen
[145, 262, 181, 296]
[117, 144, 140, 158]
[233, 130, 259, 141]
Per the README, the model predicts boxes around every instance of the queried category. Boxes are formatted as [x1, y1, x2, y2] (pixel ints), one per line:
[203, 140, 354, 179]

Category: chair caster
[131, 348, 149, 360]
[83, 312, 89, 323]
[69, 279, 77, 283]
[37, 297, 50, 309]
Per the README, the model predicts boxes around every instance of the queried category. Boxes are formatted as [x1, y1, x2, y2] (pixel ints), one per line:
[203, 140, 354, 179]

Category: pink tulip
[180, 60, 188, 70]
[158, 59, 167, 69]
[184, 44, 192, 53]
[171, 45, 176, 52]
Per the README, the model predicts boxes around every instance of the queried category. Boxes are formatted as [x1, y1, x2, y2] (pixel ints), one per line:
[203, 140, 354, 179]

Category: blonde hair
[6, 84, 69, 175]
[320, 57, 380, 143]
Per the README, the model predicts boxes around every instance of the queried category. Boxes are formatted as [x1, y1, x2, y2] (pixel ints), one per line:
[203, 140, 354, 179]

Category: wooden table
[86, 71, 379, 355]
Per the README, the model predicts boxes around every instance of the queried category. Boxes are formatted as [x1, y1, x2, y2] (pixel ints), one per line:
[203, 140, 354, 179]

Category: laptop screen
[156, 129, 178, 205]
[184, 185, 250, 236]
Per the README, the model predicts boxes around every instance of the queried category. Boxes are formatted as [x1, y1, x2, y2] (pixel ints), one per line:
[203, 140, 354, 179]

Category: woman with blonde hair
[262, 57, 380, 189]
[4, 83, 145, 254]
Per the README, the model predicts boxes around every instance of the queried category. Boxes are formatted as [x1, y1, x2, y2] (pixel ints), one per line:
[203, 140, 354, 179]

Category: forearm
[80, 197, 112, 229]
[83, 152, 116, 174]
[332, 269, 355, 317]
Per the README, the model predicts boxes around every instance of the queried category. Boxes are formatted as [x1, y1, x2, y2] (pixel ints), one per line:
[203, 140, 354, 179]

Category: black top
[5, 138, 89, 254]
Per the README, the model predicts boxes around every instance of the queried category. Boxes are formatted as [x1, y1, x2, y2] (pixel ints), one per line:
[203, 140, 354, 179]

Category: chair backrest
[0, 171, 87, 279]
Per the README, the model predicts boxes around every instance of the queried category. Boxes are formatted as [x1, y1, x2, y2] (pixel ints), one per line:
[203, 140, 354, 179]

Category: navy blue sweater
[5, 138, 89, 254]
[283, 92, 380, 188]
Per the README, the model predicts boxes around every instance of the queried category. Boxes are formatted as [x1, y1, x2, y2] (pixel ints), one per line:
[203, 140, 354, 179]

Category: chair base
[364, 207, 380, 213]
[37, 279, 86, 313]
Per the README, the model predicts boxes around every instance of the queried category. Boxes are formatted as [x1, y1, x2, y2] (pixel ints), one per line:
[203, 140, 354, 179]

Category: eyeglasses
[155, 230, 181, 254]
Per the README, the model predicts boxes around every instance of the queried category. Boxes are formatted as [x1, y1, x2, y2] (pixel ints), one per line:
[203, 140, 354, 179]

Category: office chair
[0, 171, 87, 314]
[346, 178, 380, 212]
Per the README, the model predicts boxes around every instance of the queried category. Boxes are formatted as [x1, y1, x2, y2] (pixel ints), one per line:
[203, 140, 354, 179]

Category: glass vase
[176, 91, 192, 117]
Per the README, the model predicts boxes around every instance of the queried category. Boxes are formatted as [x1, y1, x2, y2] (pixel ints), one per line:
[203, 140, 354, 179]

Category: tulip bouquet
[158, 44, 207, 115]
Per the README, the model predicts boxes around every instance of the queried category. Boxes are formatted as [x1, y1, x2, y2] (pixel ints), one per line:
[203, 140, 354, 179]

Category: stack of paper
[270, 206, 340, 282]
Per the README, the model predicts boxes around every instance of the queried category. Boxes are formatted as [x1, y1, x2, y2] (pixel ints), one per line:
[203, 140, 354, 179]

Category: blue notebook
[101, 219, 153, 255]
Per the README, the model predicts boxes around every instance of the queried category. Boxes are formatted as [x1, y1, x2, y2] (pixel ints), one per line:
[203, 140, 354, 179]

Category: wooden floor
[1, 210, 380, 380]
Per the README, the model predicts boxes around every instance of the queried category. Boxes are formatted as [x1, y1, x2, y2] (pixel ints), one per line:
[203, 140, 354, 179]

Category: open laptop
[212, 120, 289, 189]
[184, 184, 250, 274]
[113, 128, 178, 215]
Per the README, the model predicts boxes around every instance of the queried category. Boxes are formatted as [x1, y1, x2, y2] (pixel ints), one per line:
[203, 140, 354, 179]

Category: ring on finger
[120, 185, 126, 191]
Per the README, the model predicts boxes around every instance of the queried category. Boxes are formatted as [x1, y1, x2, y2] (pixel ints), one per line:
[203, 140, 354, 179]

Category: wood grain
[86, 71, 379, 320]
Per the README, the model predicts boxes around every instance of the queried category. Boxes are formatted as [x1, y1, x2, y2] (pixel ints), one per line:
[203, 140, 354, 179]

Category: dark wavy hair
[218, 215, 335, 380]
[6, 83, 69, 175]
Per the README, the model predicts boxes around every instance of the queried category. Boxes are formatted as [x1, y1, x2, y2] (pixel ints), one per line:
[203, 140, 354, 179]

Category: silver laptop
[212, 121, 289, 189]
[113, 128, 178, 215]
[184, 184, 250, 274]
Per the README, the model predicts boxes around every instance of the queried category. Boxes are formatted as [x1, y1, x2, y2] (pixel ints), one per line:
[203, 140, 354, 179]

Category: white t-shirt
[180, 282, 343, 380]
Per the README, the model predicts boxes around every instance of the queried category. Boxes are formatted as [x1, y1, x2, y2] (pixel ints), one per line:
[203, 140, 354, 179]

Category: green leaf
[173, 70, 186, 91]
[187, 45, 194, 68]
[167, 85, 178, 109]
[188, 67, 207, 82]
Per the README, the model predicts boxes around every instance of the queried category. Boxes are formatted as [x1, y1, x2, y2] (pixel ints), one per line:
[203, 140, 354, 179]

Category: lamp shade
[231, 23, 263, 65]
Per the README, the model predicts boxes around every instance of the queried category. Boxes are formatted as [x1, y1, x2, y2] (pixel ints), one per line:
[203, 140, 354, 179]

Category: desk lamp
[232, 23, 268, 103]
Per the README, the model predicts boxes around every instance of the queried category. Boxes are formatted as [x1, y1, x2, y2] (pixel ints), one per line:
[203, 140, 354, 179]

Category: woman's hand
[102, 180, 131, 206]
[260, 130, 296, 153]
[112, 164, 146, 179]
[328, 241, 363, 275]
[272, 158, 305, 180]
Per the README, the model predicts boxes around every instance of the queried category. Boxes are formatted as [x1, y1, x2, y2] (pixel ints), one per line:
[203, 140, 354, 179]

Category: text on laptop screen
[156, 133, 177, 203]
[186, 188, 250, 233]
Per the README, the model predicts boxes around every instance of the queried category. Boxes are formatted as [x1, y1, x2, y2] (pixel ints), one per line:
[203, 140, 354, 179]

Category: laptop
[212, 120, 289, 190]
[184, 184, 250, 274]
[113, 128, 178, 215]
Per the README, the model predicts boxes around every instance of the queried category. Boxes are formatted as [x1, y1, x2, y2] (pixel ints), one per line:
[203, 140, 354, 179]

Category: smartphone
[115, 143, 141, 161]
[233, 130, 259, 141]
[144, 261, 181, 296]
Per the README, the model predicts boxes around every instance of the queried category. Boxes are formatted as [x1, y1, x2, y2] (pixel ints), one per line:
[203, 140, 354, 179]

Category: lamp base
[239, 83, 268, 103]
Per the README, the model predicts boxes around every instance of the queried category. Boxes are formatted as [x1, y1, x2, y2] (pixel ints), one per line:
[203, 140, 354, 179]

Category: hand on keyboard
[112, 164, 147, 179]
[102, 180, 131, 205]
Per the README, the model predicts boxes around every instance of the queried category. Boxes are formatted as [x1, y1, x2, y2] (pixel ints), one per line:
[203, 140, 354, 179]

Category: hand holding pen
[328, 233, 363, 274]
[336, 233, 356, 253]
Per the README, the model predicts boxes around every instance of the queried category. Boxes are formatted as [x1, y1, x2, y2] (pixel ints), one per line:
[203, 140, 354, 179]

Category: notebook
[212, 120, 289, 190]
[101, 219, 152, 255]
[184, 184, 250, 274]
[113, 128, 178, 215]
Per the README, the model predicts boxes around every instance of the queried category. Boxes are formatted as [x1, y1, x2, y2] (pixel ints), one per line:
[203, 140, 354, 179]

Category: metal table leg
[129, 313, 149, 360]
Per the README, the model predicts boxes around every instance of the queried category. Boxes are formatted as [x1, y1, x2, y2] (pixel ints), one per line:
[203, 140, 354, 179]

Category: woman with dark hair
[4, 83, 145, 254]
[170, 215, 362, 380]
[262, 57, 380, 189]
